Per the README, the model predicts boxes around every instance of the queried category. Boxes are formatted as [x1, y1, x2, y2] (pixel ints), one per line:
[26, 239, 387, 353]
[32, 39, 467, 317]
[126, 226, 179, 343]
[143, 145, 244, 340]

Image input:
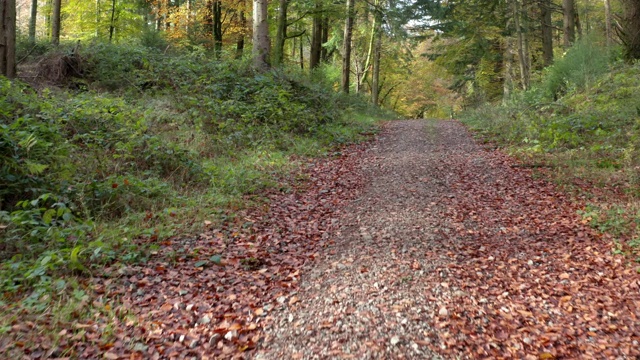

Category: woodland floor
[5, 120, 640, 359]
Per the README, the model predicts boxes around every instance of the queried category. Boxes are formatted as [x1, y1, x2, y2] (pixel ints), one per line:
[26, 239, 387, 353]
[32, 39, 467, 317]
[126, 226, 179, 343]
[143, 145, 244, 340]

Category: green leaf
[43, 209, 56, 225]
[25, 160, 48, 175]
[41, 255, 52, 266]
[210, 255, 223, 265]
[69, 246, 87, 272]
[194, 260, 208, 268]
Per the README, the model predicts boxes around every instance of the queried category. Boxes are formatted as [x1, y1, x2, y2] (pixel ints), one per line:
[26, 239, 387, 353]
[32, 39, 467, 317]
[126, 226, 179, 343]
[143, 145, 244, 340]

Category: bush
[543, 36, 612, 99]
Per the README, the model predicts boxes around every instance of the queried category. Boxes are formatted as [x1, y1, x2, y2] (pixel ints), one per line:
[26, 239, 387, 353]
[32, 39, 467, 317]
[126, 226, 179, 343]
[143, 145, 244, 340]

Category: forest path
[253, 120, 640, 359]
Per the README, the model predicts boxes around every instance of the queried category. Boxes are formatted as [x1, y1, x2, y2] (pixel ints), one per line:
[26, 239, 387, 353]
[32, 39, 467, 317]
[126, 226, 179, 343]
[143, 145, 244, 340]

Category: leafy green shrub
[543, 36, 611, 99]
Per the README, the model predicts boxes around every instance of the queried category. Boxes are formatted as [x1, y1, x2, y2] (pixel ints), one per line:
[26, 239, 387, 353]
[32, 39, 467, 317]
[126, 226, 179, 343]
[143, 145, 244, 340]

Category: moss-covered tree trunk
[273, 0, 288, 66]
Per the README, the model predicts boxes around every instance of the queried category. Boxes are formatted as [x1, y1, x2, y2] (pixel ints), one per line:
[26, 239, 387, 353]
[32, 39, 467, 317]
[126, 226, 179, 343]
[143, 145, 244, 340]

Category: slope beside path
[254, 120, 640, 359]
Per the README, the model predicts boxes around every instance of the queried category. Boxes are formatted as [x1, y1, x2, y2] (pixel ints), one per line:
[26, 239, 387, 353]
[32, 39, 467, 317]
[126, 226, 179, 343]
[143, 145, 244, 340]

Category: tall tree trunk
[213, 0, 222, 57]
[0, 0, 17, 78]
[299, 30, 303, 69]
[273, 0, 288, 66]
[186, 0, 191, 35]
[563, 0, 576, 48]
[29, 0, 37, 43]
[371, 7, 382, 106]
[513, 0, 529, 90]
[51, 0, 61, 45]
[321, 17, 329, 61]
[310, 1, 322, 69]
[341, 0, 355, 93]
[97, 0, 101, 37]
[620, 0, 640, 60]
[575, 9, 582, 39]
[109, 0, 116, 42]
[236, 4, 246, 58]
[540, 0, 553, 66]
[252, 0, 270, 70]
[604, 0, 612, 47]
[357, 3, 378, 92]
[503, 37, 514, 101]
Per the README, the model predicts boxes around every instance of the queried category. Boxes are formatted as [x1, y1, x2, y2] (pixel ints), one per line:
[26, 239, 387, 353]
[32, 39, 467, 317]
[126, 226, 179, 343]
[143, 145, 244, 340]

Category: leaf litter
[4, 120, 639, 359]
[255, 120, 640, 359]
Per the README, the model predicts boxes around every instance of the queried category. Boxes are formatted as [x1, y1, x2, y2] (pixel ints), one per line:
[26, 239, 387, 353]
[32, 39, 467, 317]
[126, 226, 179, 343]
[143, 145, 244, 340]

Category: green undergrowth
[460, 37, 640, 258]
[0, 42, 389, 320]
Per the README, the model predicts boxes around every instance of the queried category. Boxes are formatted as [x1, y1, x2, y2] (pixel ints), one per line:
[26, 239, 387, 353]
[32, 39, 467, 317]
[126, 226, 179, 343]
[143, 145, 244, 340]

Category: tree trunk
[299, 30, 303, 69]
[513, 0, 529, 90]
[213, 0, 222, 57]
[540, 0, 553, 66]
[604, 0, 612, 47]
[575, 9, 582, 39]
[252, 0, 270, 70]
[341, 0, 355, 93]
[186, 0, 191, 35]
[0, 0, 17, 78]
[236, 4, 245, 58]
[562, 0, 575, 48]
[109, 0, 116, 42]
[96, 0, 101, 37]
[273, 0, 288, 66]
[28, 0, 37, 43]
[620, 0, 640, 60]
[310, 1, 322, 69]
[503, 37, 514, 101]
[321, 17, 329, 61]
[51, 0, 61, 45]
[357, 2, 378, 93]
[371, 7, 382, 106]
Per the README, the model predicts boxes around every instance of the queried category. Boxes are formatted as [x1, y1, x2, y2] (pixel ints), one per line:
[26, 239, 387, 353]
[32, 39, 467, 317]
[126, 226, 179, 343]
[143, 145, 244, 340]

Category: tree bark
[273, 0, 288, 66]
[109, 0, 116, 42]
[371, 7, 382, 106]
[604, 0, 612, 47]
[620, 0, 640, 60]
[51, 0, 61, 45]
[357, 2, 378, 93]
[1, 0, 17, 78]
[28, 0, 37, 43]
[540, 0, 553, 66]
[299, 30, 303, 69]
[310, 1, 322, 69]
[236, 4, 246, 58]
[341, 0, 355, 93]
[252, 0, 270, 70]
[562, 0, 575, 48]
[321, 16, 329, 61]
[213, 0, 222, 57]
[513, 0, 529, 90]
[503, 37, 514, 101]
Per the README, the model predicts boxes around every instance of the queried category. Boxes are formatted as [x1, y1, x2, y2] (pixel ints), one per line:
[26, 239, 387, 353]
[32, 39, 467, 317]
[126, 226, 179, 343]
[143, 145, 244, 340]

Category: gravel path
[254, 119, 640, 359]
[255, 120, 460, 359]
